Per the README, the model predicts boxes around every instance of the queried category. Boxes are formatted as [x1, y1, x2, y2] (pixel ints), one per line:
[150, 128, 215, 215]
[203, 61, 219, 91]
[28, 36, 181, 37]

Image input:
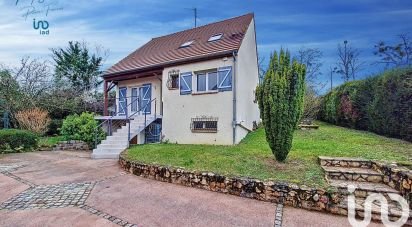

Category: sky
[1, 0, 412, 91]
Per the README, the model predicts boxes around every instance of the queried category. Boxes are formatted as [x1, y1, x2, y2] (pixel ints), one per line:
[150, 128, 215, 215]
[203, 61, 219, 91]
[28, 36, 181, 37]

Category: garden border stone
[118, 151, 347, 215]
[53, 140, 89, 151]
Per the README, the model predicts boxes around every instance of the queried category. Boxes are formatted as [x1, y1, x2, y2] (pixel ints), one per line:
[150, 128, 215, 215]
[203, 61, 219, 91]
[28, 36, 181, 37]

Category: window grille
[191, 117, 218, 132]
[167, 70, 180, 89]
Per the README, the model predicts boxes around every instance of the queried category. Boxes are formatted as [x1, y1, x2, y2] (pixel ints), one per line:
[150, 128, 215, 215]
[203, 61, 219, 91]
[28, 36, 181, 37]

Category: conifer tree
[256, 49, 306, 162]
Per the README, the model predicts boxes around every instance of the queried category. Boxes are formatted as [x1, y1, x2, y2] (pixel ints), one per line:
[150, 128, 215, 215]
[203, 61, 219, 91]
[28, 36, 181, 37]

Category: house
[92, 13, 260, 159]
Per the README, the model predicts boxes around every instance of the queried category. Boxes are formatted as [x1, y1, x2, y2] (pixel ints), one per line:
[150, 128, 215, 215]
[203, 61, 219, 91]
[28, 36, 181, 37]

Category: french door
[118, 87, 127, 115]
[139, 84, 151, 114]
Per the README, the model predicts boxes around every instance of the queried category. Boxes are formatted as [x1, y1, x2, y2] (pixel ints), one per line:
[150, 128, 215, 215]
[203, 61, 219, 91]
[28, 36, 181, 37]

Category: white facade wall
[162, 58, 235, 145]
[235, 18, 260, 143]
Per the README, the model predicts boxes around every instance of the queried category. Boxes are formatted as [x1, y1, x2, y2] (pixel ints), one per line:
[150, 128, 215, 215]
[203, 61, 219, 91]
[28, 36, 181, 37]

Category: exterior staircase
[319, 156, 411, 225]
[92, 115, 157, 159]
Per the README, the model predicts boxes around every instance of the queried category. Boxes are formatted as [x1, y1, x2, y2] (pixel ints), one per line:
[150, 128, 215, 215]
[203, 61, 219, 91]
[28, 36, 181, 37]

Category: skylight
[180, 40, 194, 48]
[208, 33, 223, 42]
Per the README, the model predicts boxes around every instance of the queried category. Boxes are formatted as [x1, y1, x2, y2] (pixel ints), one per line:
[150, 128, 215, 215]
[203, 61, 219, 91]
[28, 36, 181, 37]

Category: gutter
[232, 50, 238, 145]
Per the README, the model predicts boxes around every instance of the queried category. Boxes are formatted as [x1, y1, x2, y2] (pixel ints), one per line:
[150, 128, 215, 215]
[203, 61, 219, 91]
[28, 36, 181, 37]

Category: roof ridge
[152, 13, 254, 40]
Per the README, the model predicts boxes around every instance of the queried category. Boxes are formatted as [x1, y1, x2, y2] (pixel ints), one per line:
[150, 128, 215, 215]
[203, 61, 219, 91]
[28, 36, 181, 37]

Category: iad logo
[33, 19, 49, 35]
[347, 185, 409, 227]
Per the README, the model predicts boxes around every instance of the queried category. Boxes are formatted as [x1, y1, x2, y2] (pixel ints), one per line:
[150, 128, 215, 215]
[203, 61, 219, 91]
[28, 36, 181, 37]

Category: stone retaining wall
[119, 152, 347, 215]
[372, 162, 412, 208]
[53, 141, 89, 151]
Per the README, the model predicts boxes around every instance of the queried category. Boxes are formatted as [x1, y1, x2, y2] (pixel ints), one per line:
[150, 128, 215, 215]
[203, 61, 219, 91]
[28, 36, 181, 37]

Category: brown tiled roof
[104, 13, 254, 77]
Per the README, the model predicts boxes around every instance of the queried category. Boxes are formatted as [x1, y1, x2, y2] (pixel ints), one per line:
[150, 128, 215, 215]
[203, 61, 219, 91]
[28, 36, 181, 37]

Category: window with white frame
[197, 71, 218, 92]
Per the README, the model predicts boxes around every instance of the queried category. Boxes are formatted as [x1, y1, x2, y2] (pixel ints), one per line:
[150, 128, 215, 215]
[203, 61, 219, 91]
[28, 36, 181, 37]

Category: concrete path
[0, 151, 383, 227]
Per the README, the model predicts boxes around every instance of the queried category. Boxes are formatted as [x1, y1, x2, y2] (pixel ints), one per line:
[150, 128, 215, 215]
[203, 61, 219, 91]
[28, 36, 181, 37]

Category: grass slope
[126, 121, 411, 187]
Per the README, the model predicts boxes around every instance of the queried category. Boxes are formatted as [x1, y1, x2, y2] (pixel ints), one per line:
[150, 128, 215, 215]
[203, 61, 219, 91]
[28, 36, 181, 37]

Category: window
[197, 71, 218, 92]
[217, 66, 232, 91]
[180, 72, 192, 95]
[208, 33, 223, 42]
[180, 40, 194, 48]
[167, 70, 179, 89]
[191, 117, 218, 132]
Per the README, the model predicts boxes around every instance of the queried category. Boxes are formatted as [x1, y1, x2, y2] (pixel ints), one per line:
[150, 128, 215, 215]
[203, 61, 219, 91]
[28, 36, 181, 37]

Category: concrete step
[319, 156, 372, 169]
[322, 166, 384, 183]
[105, 136, 129, 141]
[91, 153, 120, 159]
[328, 179, 400, 198]
[96, 144, 127, 150]
[101, 140, 129, 146]
[93, 147, 125, 154]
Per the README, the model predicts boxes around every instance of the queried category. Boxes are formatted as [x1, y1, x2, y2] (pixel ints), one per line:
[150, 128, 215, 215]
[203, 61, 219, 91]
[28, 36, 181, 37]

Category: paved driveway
[0, 151, 382, 227]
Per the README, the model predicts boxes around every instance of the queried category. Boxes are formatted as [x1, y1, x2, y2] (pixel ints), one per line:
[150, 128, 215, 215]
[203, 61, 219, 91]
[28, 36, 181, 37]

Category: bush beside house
[0, 129, 38, 153]
[319, 68, 412, 142]
[60, 112, 105, 148]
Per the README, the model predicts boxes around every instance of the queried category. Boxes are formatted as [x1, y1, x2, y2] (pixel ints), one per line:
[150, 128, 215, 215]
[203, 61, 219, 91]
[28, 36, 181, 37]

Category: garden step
[337, 196, 411, 223]
[328, 179, 400, 198]
[101, 140, 129, 145]
[319, 156, 372, 169]
[91, 152, 120, 159]
[96, 144, 127, 150]
[322, 166, 384, 183]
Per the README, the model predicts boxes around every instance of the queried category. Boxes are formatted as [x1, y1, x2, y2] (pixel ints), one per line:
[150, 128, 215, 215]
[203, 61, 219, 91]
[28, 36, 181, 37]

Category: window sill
[191, 129, 218, 133]
[192, 90, 218, 95]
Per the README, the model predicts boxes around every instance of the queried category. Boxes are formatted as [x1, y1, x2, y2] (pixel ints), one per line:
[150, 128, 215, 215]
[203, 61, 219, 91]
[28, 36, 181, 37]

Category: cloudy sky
[1, 0, 411, 90]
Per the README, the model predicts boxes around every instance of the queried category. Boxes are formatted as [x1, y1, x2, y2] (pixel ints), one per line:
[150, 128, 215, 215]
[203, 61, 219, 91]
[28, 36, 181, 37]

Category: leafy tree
[374, 33, 412, 68]
[51, 41, 106, 92]
[256, 49, 306, 162]
[0, 70, 27, 125]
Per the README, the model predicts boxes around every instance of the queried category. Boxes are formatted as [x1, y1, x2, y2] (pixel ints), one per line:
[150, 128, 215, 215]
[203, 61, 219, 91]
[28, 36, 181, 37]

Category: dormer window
[180, 40, 194, 48]
[208, 33, 223, 42]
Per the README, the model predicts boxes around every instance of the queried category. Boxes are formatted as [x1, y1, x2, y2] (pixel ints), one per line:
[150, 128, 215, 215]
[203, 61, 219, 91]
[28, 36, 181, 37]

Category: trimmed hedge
[319, 68, 412, 142]
[0, 129, 39, 153]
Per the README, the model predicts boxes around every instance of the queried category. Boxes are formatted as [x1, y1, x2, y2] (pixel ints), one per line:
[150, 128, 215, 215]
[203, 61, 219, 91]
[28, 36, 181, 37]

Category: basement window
[180, 40, 194, 48]
[191, 117, 218, 133]
[208, 33, 223, 42]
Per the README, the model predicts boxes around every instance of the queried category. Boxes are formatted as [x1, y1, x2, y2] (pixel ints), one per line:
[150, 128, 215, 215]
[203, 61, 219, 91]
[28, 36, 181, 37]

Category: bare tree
[374, 33, 412, 68]
[336, 40, 363, 81]
[297, 47, 323, 85]
[12, 56, 52, 103]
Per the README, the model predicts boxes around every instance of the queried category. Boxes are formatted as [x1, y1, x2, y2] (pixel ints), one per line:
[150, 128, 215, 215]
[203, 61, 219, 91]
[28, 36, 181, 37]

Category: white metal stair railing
[92, 115, 156, 159]
[92, 98, 157, 159]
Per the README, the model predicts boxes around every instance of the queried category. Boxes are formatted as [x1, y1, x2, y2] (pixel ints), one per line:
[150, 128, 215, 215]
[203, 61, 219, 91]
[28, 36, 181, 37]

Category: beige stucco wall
[162, 58, 235, 145]
[235, 18, 260, 144]
[116, 75, 162, 117]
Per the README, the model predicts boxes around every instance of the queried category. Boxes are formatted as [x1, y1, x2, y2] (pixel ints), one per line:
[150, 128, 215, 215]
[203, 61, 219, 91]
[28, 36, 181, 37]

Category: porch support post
[104, 80, 108, 116]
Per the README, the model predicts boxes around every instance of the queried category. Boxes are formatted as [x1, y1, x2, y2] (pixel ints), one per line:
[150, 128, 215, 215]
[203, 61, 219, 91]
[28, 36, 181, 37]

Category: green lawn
[126, 121, 411, 187]
[38, 136, 64, 148]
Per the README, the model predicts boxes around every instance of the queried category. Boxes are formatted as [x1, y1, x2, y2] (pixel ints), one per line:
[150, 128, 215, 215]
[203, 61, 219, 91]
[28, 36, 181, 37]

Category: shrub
[302, 85, 321, 121]
[60, 112, 105, 148]
[319, 67, 412, 141]
[15, 108, 51, 135]
[0, 129, 38, 153]
[47, 119, 63, 136]
[256, 49, 306, 162]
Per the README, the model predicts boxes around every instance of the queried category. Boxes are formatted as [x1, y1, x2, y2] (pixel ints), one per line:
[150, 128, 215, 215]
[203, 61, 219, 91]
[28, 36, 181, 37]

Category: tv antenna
[185, 7, 197, 28]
